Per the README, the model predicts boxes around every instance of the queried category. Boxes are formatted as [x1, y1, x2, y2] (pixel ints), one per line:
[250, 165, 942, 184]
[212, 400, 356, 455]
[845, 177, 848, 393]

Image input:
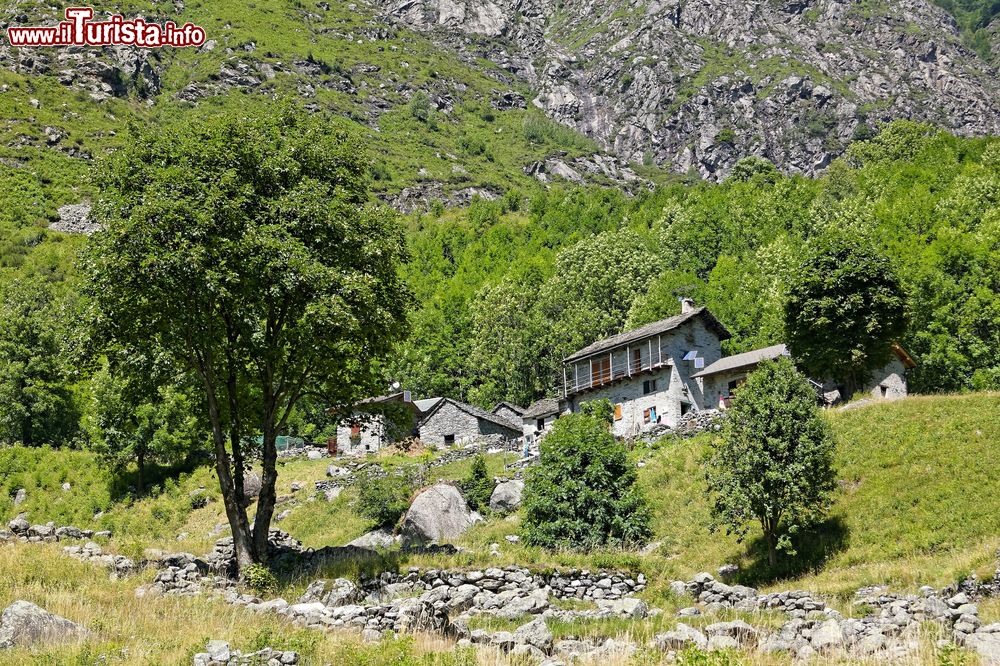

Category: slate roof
[521, 398, 560, 419]
[491, 401, 526, 416]
[691, 344, 789, 378]
[418, 398, 521, 433]
[563, 307, 732, 363]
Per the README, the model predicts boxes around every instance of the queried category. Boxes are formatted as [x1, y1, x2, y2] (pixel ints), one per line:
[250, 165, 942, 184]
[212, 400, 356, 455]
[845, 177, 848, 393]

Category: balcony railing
[564, 357, 670, 395]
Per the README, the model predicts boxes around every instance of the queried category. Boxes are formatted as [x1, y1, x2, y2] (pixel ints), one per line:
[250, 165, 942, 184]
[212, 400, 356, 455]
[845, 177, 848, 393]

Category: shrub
[243, 562, 278, 595]
[355, 466, 419, 529]
[521, 413, 652, 550]
[460, 454, 494, 512]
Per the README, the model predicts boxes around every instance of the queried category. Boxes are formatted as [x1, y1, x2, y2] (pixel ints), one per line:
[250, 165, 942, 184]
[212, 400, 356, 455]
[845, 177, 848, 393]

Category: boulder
[12, 489, 26, 507]
[0, 601, 89, 649]
[966, 632, 1000, 664]
[596, 597, 648, 619]
[242, 473, 262, 500]
[488, 480, 524, 513]
[347, 529, 399, 550]
[7, 516, 29, 535]
[400, 484, 481, 546]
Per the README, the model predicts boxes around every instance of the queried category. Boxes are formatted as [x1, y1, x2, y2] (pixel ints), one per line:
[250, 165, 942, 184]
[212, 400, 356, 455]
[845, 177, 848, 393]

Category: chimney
[680, 297, 696, 314]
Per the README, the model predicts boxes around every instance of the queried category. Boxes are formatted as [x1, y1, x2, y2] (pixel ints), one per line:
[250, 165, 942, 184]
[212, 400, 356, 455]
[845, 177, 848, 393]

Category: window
[350, 424, 361, 441]
[880, 385, 888, 398]
[642, 379, 657, 394]
[536, 418, 545, 431]
[643, 408, 651, 423]
[444, 434, 455, 445]
[726, 378, 745, 397]
[680, 401, 693, 416]
[613, 403, 622, 421]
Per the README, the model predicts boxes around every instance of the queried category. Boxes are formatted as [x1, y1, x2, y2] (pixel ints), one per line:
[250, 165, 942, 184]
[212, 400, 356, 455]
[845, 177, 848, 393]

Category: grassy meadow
[1, 393, 999, 663]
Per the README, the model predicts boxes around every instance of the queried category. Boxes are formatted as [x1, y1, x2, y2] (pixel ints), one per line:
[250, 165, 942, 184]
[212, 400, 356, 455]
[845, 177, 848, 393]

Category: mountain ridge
[376, 0, 1000, 179]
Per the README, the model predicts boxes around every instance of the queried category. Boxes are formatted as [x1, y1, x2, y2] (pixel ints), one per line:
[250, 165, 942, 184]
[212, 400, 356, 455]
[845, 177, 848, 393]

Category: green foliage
[82, 101, 412, 565]
[522, 413, 652, 550]
[242, 563, 278, 595]
[785, 226, 908, 391]
[705, 358, 836, 566]
[579, 398, 613, 425]
[726, 156, 780, 184]
[408, 91, 433, 124]
[460, 453, 494, 512]
[83, 364, 203, 493]
[355, 466, 420, 529]
[0, 274, 80, 446]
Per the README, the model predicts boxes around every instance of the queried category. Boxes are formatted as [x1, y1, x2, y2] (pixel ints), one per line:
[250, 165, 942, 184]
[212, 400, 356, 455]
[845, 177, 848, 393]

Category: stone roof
[691, 344, 789, 378]
[418, 398, 521, 433]
[490, 401, 525, 416]
[521, 398, 560, 419]
[563, 307, 732, 363]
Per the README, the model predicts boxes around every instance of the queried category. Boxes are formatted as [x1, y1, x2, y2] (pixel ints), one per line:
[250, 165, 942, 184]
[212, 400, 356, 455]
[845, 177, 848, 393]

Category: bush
[460, 454, 494, 512]
[521, 413, 652, 550]
[243, 562, 278, 595]
[355, 466, 419, 529]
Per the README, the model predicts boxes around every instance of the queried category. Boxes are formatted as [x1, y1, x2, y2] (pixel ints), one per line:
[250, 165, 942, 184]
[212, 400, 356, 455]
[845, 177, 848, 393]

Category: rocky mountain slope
[1, 0, 999, 227]
[376, 0, 1000, 178]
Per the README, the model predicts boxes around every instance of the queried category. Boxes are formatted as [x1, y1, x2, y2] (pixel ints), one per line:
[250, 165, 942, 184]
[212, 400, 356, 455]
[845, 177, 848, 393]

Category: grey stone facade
[563, 311, 726, 437]
[418, 399, 521, 446]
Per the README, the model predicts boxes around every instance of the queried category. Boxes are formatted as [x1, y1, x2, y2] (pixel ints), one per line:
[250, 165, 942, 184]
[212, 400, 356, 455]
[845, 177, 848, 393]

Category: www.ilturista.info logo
[6, 7, 206, 48]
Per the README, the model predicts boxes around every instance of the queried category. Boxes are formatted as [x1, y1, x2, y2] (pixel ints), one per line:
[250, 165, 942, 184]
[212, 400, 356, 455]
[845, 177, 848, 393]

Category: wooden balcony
[564, 356, 672, 395]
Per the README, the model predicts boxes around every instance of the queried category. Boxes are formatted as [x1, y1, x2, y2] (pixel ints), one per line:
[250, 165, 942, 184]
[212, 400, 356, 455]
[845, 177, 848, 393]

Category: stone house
[490, 402, 525, 425]
[692, 342, 916, 408]
[561, 299, 916, 437]
[417, 398, 521, 446]
[335, 391, 442, 456]
[520, 398, 560, 445]
[561, 299, 730, 438]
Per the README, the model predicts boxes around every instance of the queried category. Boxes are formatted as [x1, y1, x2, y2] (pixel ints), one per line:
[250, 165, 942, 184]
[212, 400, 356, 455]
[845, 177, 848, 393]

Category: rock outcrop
[374, 0, 1000, 179]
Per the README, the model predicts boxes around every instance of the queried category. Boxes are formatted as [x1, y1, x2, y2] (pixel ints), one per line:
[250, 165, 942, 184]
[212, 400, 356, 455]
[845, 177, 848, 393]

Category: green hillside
[2, 393, 999, 663]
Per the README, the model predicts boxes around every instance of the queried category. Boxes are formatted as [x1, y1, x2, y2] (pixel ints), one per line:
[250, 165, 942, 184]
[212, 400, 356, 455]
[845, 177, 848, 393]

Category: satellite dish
[391, 381, 401, 390]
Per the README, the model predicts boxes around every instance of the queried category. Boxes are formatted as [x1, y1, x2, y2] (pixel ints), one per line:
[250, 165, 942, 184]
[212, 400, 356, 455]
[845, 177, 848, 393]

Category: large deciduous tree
[705, 358, 836, 566]
[784, 227, 907, 393]
[83, 104, 410, 570]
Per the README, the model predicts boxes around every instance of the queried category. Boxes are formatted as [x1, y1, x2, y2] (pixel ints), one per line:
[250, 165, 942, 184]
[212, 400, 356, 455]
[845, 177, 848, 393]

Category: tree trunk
[252, 414, 279, 560]
[766, 531, 778, 567]
[136, 448, 145, 495]
[202, 372, 255, 572]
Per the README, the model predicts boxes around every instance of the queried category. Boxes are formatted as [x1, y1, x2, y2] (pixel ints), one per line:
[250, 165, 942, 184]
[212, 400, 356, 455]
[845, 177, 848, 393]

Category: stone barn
[417, 398, 521, 446]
